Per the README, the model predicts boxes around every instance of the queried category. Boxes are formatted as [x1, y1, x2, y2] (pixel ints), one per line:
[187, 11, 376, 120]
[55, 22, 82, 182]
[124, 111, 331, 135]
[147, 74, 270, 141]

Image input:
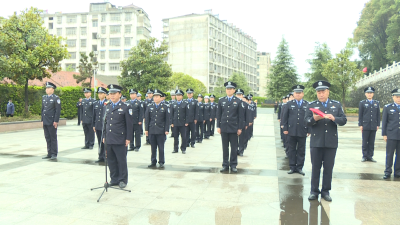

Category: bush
[345, 108, 358, 114]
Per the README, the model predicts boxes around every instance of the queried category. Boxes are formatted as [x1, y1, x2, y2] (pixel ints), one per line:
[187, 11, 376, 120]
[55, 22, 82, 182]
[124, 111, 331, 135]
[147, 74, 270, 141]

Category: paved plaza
[0, 108, 399, 225]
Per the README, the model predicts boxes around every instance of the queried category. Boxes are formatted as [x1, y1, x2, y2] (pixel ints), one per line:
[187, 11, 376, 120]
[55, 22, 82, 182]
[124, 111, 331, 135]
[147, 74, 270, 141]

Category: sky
[0, 0, 369, 81]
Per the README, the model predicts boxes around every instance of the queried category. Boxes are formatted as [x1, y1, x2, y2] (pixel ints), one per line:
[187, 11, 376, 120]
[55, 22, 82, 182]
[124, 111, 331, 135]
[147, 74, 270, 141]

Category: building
[162, 10, 258, 93]
[41, 2, 151, 84]
[257, 52, 271, 97]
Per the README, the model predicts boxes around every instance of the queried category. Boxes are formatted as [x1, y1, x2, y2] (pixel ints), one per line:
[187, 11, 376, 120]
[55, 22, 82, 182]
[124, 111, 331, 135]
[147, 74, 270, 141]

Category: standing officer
[382, 89, 400, 179]
[278, 96, 287, 145]
[235, 89, 251, 157]
[103, 84, 133, 188]
[81, 88, 96, 149]
[144, 89, 154, 145]
[145, 89, 170, 168]
[170, 89, 189, 154]
[359, 86, 380, 162]
[169, 91, 176, 138]
[217, 81, 245, 173]
[92, 87, 108, 162]
[196, 94, 205, 143]
[121, 96, 127, 103]
[128, 89, 143, 152]
[186, 88, 198, 148]
[6, 99, 15, 117]
[244, 94, 255, 151]
[282, 85, 310, 175]
[280, 95, 289, 150]
[137, 93, 144, 136]
[41, 82, 61, 160]
[203, 96, 212, 139]
[76, 98, 82, 125]
[210, 94, 217, 136]
[305, 81, 347, 202]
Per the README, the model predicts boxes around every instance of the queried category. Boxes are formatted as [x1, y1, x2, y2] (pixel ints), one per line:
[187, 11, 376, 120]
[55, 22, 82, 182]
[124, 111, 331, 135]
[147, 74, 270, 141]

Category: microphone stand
[90, 103, 131, 202]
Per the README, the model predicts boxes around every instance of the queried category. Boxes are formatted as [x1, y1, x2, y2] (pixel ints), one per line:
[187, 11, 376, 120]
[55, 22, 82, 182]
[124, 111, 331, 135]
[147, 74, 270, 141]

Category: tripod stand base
[91, 183, 131, 202]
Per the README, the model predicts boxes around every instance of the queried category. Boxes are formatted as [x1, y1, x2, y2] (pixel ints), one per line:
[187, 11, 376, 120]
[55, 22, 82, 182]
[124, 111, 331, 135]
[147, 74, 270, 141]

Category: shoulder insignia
[331, 100, 340, 103]
[42, 95, 46, 98]
[309, 100, 317, 104]
[385, 103, 391, 107]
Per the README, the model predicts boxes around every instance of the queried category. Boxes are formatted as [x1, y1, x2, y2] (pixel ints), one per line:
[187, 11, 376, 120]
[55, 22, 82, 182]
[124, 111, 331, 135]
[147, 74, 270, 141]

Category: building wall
[257, 52, 271, 97]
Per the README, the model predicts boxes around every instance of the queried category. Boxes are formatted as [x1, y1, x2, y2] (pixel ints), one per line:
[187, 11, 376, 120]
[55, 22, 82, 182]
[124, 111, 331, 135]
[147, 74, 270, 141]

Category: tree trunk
[24, 78, 29, 114]
[342, 88, 346, 112]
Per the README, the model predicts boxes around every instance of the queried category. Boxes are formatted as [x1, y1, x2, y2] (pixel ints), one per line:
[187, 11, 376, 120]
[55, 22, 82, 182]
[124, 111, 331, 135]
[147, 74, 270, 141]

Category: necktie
[178, 101, 180, 105]
[298, 102, 301, 108]
[112, 103, 115, 109]
[397, 105, 400, 111]
[228, 97, 231, 102]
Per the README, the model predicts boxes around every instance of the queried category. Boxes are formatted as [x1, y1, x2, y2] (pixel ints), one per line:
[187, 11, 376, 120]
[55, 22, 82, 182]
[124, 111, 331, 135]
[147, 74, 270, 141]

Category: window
[110, 13, 120, 21]
[125, 25, 131, 34]
[109, 51, 121, 59]
[67, 15, 77, 23]
[57, 16, 62, 24]
[257, 65, 259, 69]
[101, 26, 106, 34]
[101, 38, 106, 47]
[110, 25, 121, 34]
[124, 50, 130, 59]
[109, 38, 120, 46]
[66, 39, 76, 47]
[57, 28, 62, 36]
[109, 63, 120, 71]
[81, 15, 87, 23]
[69, 52, 76, 59]
[124, 37, 131, 46]
[125, 12, 132, 21]
[81, 27, 87, 35]
[92, 20, 98, 27]
[48, 23, 53, 29]
[66, 27, 77, 36]
[100, 51, 105, 59]
[101, 14, 106, 22]
[66, 63, 76, 71]
[91, 4, 106, 12]
[81, 39, 86, 47]
[100, 63, 105, 71]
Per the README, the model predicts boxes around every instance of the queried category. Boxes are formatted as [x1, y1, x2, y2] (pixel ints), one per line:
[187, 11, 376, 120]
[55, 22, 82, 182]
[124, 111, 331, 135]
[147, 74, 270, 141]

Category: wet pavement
[0, 108, 399, 225]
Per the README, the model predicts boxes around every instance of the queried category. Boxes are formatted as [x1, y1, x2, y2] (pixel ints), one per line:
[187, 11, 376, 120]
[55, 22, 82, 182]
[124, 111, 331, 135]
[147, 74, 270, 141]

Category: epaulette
[385, 103, 391, 107]
[303, 100, 308, 103]
[309, 100, 317, 104]
[42, 95, 46, 98]
[54, 95, 59, 97]
[331, 100, 340, 103]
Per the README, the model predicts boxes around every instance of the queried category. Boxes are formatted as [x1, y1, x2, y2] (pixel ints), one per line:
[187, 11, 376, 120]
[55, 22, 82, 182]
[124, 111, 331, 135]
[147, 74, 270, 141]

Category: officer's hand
[215, 118, 217, 120]
[41, 122, 43, 126]
[245, 126, 248, 130]
[313, 114, 323, 121]
[280, 126, 283, 129]
[359, 126, 363, 131]
[278, 119, 280, 122]
[377, 126, 379, 131]
[237, 129, 242, 136]
[171, 124, 174, 127]
[203, 120, 205, 124]
[125, 140, 130, 147]
[249, 123, 253, 126]
[210, 119, 212, 122]
[217, 128, 221, 134]
[53, 122, 58, 129]
[283, 131, 288, 134]
[81, 121, 83, 124]
[145, 131, 149, 136]
[383, 136, 387, 142]
[165, 132, 169, 135]
[103, 138, 105, 143]
[185, 123, 188, 126]
[307, 133, 311, 137]
[194, 120, 197, 124]
[139, 122, 142, 125]
[325, 114, 335, 121]
[93, 127, 96, 132]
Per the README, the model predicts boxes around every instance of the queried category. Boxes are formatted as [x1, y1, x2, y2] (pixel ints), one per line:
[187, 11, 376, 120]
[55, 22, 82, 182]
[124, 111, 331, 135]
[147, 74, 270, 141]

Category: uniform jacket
[244, 101, 254, 126]
[170, 100, 189, 126]
[358, 99, 380, 130]
[103, 101, 133, 145]
[6, 102, 15, 114]
[92, 99, 107, 130]
[143, 98, 153, 116]
[251, 101, 257, 118]
[277, 103, 282, 119]
[81, 98, 95, 124]
[41, 94, 61, 126]
[203, 103, 211, 121]
[145, 102, 170, 134]
[282, 99, 310, 137]
[381, 103, 400, 140]
[76, 101, 82, 111]
[279, 103, 287, 123]
[210, 102, 217, 120]
[196, 102, 205, 121]
[186, 98, 198, 122]
[216, 96, 245, 133]
[127, 99, 143, 124]
[304, 99, 347, 148]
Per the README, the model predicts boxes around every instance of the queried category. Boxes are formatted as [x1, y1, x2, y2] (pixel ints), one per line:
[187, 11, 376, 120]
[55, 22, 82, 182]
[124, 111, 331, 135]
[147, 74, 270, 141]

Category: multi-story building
[162, 10, 257, 93]
[257, 52, 271, 97]
[41, 2, 151, 83]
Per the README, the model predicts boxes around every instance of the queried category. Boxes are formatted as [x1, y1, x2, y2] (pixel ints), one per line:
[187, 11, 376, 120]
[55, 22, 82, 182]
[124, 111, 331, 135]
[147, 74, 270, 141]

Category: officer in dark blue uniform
[278, 96, 288, 146]
[196, 94, 205, 143]
[81, 88, 96, 149]
[145, 89, 170, 168]
[186, 88, 198, 148]
[170, 89, 189, 154]
[121, 95, 127, 103]
[244, 94, 255, 151]
[137, 93, 144, 136]
[282, 85, 310, 175]
[41, 82, 61, 160]
[280, 95, 290, 152]
[76, 98, 82, 125]
[209, 94, 217, 136]
[305, 81, 347, 202]
[217, 81, 245, 173]
[235, 89, 251, 157]
[92, 87, 108, 162]
[144, 89, 154, 145]
[169, 91, 176, 138]
[382, 89, 400, 179]
[127, 89, 143, 152]
[203, 96, 212, 139]
[103, 84, 133, 188]
[358, 86, 380, 162]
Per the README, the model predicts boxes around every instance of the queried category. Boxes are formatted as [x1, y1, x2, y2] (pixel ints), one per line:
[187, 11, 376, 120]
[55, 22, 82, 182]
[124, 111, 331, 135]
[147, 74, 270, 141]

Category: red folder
[309, 108, 326, 117]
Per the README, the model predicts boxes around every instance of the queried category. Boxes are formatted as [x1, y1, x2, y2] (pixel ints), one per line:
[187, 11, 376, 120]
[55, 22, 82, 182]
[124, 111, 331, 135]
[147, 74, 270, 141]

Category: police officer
[278, 96, 287, 146]
[196, 94, 205, 143]
[6, 99, 15, 117]
[137, 93, 144, 136]
[209, 94, 217, 136]
[92, 87, 108, 162]
[121, 95, 127, 103]
[282, 85, 310, 175]
[81, 88, 96, 149]
[144, 89, 154, 145]
[235, 89, 251, 157]
[170, 89, 189, 154]
[244, 94, 255, 151]
[186, 88, 198, 148]
[41, 82, 61, 160]
[359, 86, 380, 162]
[280, 95, 290, 151]
[203, 96, 212, 139]
[145, 89, 170, 168]
[169, 91, 176, 138]
[382, 89, 400, 179]
[76, 98, 82, 125]
[127, 89, 143, 152]
[217, 81, 245, 173]
[305, 81, 347, 202]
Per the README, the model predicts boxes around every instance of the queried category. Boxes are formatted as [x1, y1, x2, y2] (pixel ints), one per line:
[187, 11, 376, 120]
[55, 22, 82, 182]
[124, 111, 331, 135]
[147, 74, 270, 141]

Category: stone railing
[355, 61, 400, 88]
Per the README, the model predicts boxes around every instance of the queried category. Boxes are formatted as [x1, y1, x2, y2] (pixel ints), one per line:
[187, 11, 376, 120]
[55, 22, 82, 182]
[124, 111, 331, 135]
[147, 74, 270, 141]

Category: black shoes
[135, 148, 139, 152]
[394, 175, 400, 178]
[89, 146, 93, 149]
[297, 170, 305, 176]
[81, 146, 89, 149]
[108, 182, 118, 187]
[383, 174, 391, 179]
[287, 170, 295, 174]
[239, 153, 243, 157]
[231, 168, 238, 173]
[322, 195, 332, 202]
[191, 145, 195, 148]
[172, 151, 178, 153]
[50, 156, 57, 160]
[128, 147, 135, 151]
[95, 159, 105, 163]
[220, 167, 229, 172]
[361, 157, 367, 162]
[42, 156, 51, 159]
[368, 158, 377, 162]
[148, 164, 156, 168]
[119, 182, 127, 189]
[159, 163, 164, 168]
[308, 194, 318, 201]
[182, 151, 186, 154]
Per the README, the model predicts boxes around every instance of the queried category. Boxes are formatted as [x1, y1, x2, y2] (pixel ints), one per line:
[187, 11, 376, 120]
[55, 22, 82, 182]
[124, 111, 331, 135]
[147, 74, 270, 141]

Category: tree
[213, 77, 226, 96]
[229, 72, 252, 95]
[119, 38, 172, 93]
[322, 39, 364, 110]
[267, 37, 298, 100]
[73, 52, 97, 88]
[0, 8, 68, 116]
[169, 72, 206, 94]
[386, 0, 400, 62]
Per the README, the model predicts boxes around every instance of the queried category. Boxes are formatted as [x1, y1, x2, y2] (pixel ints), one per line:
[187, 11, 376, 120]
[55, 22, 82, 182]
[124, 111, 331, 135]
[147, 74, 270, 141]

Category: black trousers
[384, 139, 400, 176]
[238, 128, 248, 154]
[77, 110, 81, 125]
[196, 122, 204, 141]
[82, 123, 94, 147]
[106, 144, 128, 184]
[150, 134, 165, 164]
[95, 130, 105, 160]
[288, 136, 306, 171]
[204, 120, 211, 138]
[210, 119, 215, 136]
[43, 125, 58, 157]
[186, 122, 196, 146]
[362, 130, 376, 159]
[310, 147, 337, 196]
[130, 124, 141, 149]
[173, 126, 187, 152]
[6, 114, 13, 117]
[221, 132, 238, 168]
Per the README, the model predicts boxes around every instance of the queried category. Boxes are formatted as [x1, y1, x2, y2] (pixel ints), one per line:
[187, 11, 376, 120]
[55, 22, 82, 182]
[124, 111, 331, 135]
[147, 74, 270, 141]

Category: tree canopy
[73, 52, 97, 88]
[169, 72, 207, 94]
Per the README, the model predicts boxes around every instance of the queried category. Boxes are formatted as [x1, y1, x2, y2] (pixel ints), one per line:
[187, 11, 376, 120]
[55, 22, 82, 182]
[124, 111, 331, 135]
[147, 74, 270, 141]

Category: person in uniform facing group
[92, 87, 108, 163]
[358, 86, 380, 162]
[103, 84, 133, 188]
[76, 98, 82, 125]
[195, 94, 205, 143]
[145, 90, 170, 168]
[41, 82, 61, 160]
[281, 85, 310, 176]
[6, 99, 15, 117]
[127, 89, 143, 152]
[144, 89, 154, 145]
[382, 89, 400, 179]
[170, 89, 189, 154]
[185, 88, 198, 148]
[305, 81, 347, 202]
[203, 96, 212, 139]
[209, 94, 217, 136]
[81, 88, 96, 149]
[235, 89, 251, 157]
[217, 81, 245, 173]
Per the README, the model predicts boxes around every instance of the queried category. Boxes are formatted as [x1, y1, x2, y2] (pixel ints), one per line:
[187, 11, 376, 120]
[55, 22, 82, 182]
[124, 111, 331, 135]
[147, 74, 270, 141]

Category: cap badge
[228, 82, 231, 85]
[318, 81, 322, 86]
[110, 85, 114, 89]
[297, 85, 300, 89]
[368, 87, 371, 90]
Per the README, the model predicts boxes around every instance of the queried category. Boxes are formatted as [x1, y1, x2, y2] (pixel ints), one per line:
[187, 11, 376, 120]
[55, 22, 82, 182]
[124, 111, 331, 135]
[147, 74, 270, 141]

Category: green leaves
[169, 72, 207, 95]
[74, 51, 97, 87]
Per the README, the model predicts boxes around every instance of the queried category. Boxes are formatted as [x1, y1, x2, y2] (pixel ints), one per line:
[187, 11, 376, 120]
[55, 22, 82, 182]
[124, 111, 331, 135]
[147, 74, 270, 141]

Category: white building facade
[163, 11, 258, 93]
[257, 52, 271, 97]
